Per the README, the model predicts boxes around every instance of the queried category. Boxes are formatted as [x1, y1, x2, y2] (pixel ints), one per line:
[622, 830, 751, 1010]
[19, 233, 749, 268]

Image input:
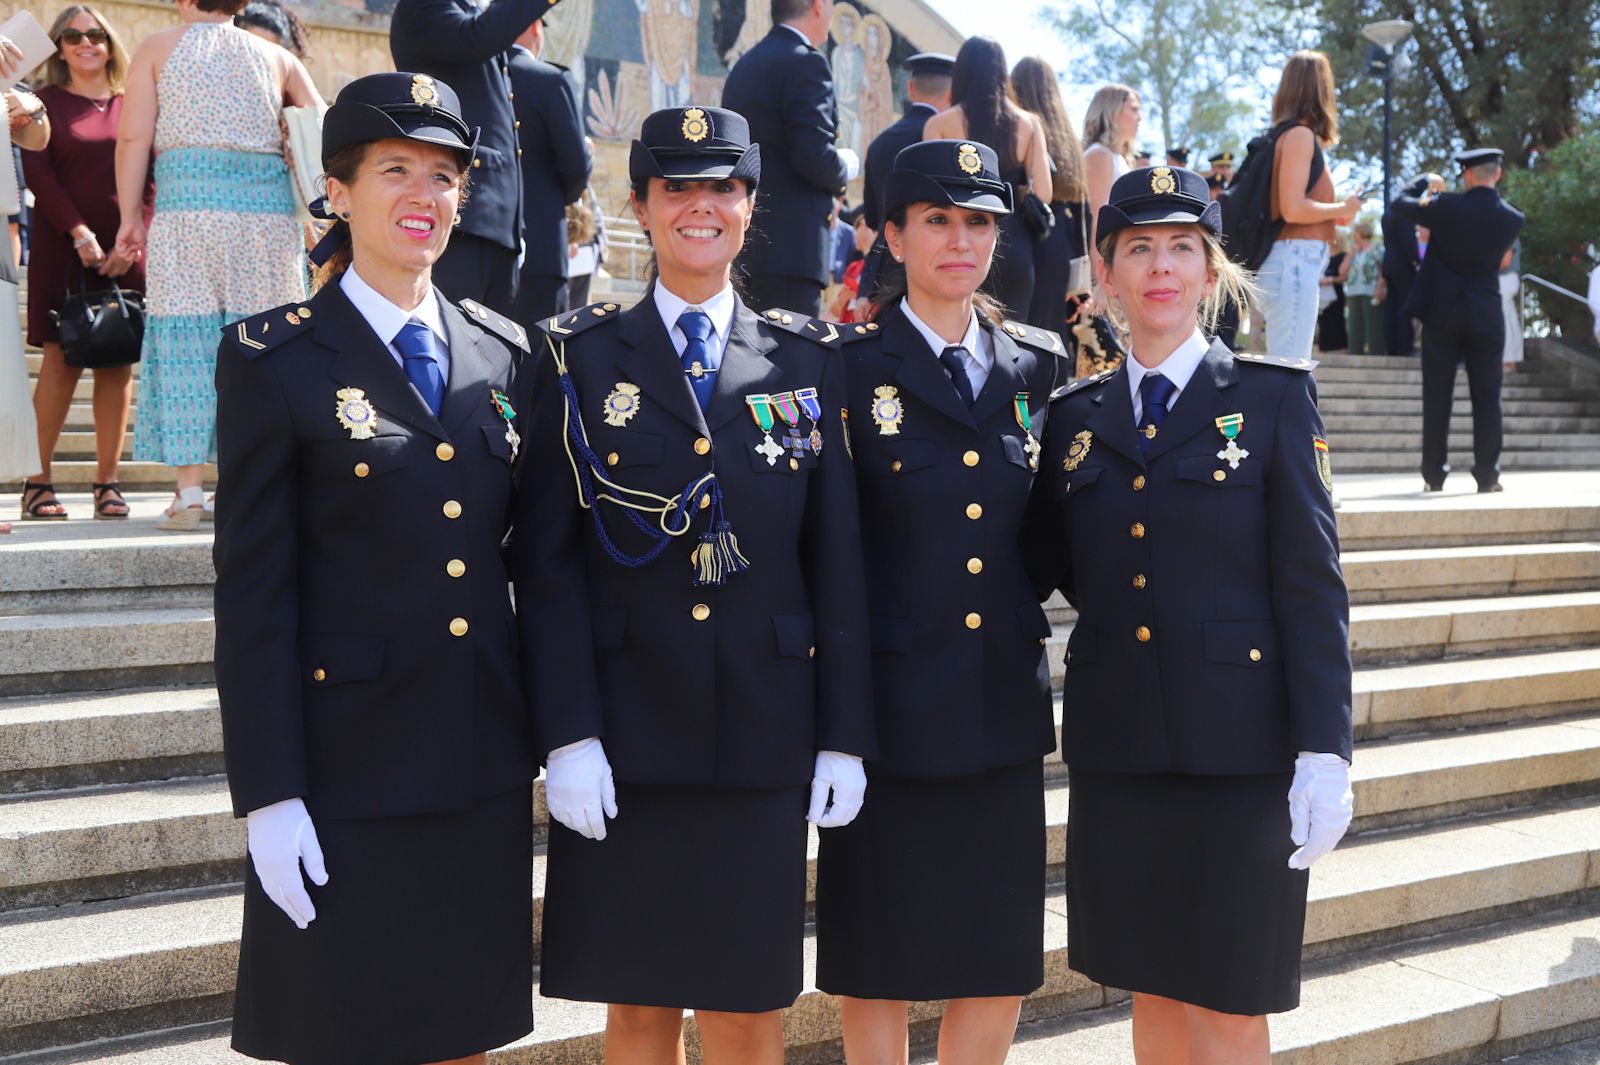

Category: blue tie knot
[677, 310, 713, 343]
[1140, 372, 1176, 419]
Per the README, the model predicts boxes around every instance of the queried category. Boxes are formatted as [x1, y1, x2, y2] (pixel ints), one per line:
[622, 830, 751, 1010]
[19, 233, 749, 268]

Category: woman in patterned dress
[113, 0, 321, 529]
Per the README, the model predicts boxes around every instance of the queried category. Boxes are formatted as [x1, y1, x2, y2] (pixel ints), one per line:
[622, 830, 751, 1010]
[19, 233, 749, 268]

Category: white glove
[545, 736, 618, 841]
[837, 147, 861, 182]
[1287, 752, 1354, 870]
[807, 750, 866, 828]
[246, 797, 328, 929]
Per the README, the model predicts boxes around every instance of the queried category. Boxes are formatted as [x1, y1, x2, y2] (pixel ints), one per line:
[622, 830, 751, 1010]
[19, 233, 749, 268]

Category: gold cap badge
[957, 143, 982, 175]
[682, 107, 709, 143]
[1150, 166, 1177, 195]
[410, 74, 439, 108]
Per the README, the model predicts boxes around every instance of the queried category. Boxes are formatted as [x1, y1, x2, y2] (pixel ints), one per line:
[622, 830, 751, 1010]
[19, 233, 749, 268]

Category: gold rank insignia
[871, 385, 905, 435]
[335, 387, 378, 440]
[1063, 429, 1093, 471]
[410, 74, 439, 107]
[1150, 166, 1177, 195]
[957, 142, 983, 175]
[603, 382, 642, 427]
[682, 107, 709, 143]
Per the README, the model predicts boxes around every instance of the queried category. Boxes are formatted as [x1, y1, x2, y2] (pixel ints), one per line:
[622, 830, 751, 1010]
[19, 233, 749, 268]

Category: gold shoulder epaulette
[537, 301, 623, 342]
[459, 298, 530, 353]
[225, 302, 315, 359]
[1233, 352, 1318, 372]
[999, 319, 1065, 356]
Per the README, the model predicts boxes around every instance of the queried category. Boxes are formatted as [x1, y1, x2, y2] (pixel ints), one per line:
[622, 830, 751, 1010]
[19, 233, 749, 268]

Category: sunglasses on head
[58, 28, 110, 45]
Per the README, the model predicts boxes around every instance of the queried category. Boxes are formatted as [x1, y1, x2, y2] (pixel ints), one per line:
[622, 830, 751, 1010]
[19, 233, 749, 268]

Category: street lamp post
[1362, 19, 1414, 215]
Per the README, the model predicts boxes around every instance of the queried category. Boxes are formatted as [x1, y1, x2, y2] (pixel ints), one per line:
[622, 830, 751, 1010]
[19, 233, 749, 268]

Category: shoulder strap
[1233, 352, 1318, 372]
[224, 302, 313, 359]
[999, 319, 1065, 357]
[760, 306, 876, 349]
[458, 298, 531, 353]
[537, 301, 624, 342]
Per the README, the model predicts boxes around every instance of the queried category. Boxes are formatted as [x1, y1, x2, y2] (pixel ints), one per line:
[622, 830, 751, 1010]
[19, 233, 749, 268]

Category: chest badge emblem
[603, 382, 642, 427]
[1063, 429, 1093, 471]
[1215, 412, 1250, 469]
[871, 385, 905, 436]
[334, 387, 378, 440]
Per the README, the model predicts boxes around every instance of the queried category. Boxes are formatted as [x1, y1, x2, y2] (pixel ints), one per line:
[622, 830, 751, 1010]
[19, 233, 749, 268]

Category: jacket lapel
[970, 322, 1025, 427]
[1144, 340, 1240, 463]
[437, 294, 497, 437]
[1083, 364, 1145, 467]
[616, 296, 708, 435]
[318, 283, 446, 440]
[881, 305, 975, 432]
[705, 301, 783, 432]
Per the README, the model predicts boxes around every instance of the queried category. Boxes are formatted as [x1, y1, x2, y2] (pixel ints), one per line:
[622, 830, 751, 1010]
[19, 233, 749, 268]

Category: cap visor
[659, 163, 740, 181]
[1123, 205, 1209, 227]
[947, 191, 1011, 215]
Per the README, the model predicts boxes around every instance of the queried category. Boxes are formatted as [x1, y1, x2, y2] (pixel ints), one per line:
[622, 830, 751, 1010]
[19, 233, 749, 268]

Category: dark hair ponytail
[951, 37, 1017, 172]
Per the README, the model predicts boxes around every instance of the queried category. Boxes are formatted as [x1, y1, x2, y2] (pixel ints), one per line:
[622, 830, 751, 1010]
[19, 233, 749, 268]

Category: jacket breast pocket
[480, 423, 513, 463]
[592, 431, 664, 470]
[303, 633, 386, 688]
[859, 436, 937, 479]
[1202, 620, 1279, 667]
[1000, 433, 1039, 473]
[305, 436, 411, 481]
[1060, 464, 1103, 500]
[1176, 454, 1264, 488]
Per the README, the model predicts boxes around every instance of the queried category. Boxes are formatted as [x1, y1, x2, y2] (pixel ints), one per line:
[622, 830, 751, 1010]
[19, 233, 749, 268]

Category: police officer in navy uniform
[814, 139, 1063, 1061]
[855, 52, 954, 307]
[214, 73, 537, 1065]
[1026, 165, 1354, 1061]
[1388, 148, 1523, 492]
[516, 105, 872, 1065]
[1380, 185, 1423, 356]
[508, 11, 591, 324]
[722, 0, 859, 317]
[390, 0, 569, 310]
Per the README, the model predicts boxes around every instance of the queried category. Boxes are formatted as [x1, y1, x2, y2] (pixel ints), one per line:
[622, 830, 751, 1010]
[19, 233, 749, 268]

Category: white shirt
[653, 281, 737, 365]
[899, 298, 993, 396]
[1126, 328, 1209, 424]
[339, 266, 451, 381]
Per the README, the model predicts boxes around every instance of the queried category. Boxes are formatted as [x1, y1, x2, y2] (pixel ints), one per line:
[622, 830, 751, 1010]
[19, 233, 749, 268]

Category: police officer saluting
[815, 138, 1063, 1062]
[1026, 165, 1354, 1062]
[1389, 148, 1523, 492]
[516, 106, 872, 1065]
[214, 73, 537, 1065]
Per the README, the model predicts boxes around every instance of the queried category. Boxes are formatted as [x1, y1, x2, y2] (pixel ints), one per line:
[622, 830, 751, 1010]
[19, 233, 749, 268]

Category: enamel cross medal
[1013, 392, 1040, 470]
[747, 394, 783, 466]
[1216, 413, 1249, 469]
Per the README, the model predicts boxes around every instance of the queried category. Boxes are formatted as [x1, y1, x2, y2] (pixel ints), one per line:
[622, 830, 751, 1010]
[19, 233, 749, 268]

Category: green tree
[1501, 125, 1600, 338]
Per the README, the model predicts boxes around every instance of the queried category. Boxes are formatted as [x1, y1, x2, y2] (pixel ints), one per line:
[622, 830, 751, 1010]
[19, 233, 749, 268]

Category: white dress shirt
[1126, 328, 1209, 424]
[340, 266, 451, 381]
[899, 298, 993, 396]
[652, 281, 737, 367]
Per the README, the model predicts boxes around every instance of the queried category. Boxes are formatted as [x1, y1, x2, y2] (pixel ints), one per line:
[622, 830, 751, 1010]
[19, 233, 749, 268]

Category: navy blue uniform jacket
[722, 27, 850, 287]
[855, 101, 938, 301]
[508, 48, 590, 279]
[516, 296, 874, 788]
[1026, 341, 1353, 773]
[844, 306, 1063, 776]
[1390, 181, 1523, 335]
[213, 282, 536, 819]
[390, 0, 549, 252]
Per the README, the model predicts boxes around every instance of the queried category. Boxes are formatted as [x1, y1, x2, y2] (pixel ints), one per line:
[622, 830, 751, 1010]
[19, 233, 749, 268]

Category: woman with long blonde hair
[1013, 55, 1088, 333]
[1081, 83, 1139, 266]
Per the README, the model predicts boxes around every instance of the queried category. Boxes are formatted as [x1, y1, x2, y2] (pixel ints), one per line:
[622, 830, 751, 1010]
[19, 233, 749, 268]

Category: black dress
[983, 166, 1037, 321]
[1029, 199, 1088, 334]
[1318, 250, 1348, 351]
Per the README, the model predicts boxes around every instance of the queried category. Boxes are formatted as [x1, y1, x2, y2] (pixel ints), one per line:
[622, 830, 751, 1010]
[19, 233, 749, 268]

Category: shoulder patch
[1233, 352, 1318, 372]
[998, 319, 1065, 356]
[459, 298, 531, 353]
[224, 302, 315, 359]
[536, 301, 622, 342]
[1055, 369, 1116, 399]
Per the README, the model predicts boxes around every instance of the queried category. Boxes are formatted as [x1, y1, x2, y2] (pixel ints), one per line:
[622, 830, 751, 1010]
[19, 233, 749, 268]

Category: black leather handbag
[1020, 191, 1055, 242]
[52, 272, 145, 369]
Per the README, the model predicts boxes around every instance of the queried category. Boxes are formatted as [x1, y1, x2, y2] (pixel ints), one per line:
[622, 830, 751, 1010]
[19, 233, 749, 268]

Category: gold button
[694, 437, 711, 456]
[312, 668, 326, 682]
[446, 559, 466, 578]
[965, 612, 983, 630]
[353, 462, 370, 478]
[891, 460, 903, 473]
[517, 148, 524, 158]
[966, 503, 983, 520]
[606, 451, 620, 467]
[1039, 637, 1047, 645]
[692, 603, 711, 622]
[443, 500, 462, 519]
[472, 158, 482, 168]
[1133, 573, 1147, 590]
[514, 120, 521, 129]
[790, 457, 799, 470]
[1250, 648, 1262, 662]
[1133, 475, 1146, 491]
[1130, 522, 1145, 539]
[808, 646, 816, 658]
[826, 213, 834, 225]
[436, 442, 455, 461]
[1213, 469, 1227, 482]
[450, 617, 469, 637]
[963, 450, 980, 467]
[1136, 625, 1152, 642]
[967, 557, 983, 575]
[699, 494, 711, 510]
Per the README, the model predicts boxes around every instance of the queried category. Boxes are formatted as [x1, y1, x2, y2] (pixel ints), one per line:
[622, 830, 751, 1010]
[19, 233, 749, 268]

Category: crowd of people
[0, 0, 1533, 1061]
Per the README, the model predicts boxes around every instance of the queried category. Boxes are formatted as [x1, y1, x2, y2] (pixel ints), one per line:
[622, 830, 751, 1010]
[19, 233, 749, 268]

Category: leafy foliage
[1500, 126, 1600, 338]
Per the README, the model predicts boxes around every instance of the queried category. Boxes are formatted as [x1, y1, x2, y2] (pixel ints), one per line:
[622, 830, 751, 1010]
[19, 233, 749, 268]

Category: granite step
[64, 403, 138, 432]
[1315, 381, 1584, 401]
[1334, 449, 1599, 472]
[9, 463, 217, 492]
[1314, 397, 1597, 416]
[1334, 433, 1600, 454]
[0, 608, 216, 698]
[1308, 363, 1576, 385]
[1323, 413, 1600, 434]
[1341, 542, 1600, 603]
[1336, 500, 1600, 550]
[0, 534, 214, 614]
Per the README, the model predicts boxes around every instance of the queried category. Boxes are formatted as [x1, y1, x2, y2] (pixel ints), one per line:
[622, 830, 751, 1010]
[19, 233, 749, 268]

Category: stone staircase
[2, 469, 1600, 1064]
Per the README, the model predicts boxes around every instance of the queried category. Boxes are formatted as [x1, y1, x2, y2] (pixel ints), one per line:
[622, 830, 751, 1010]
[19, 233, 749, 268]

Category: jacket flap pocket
[870, 613, 914, 653]
[594, 430, 664, 469]
[481, 423, 513, 461]
[1016, 602, 1052, 641]
[863, 437, 937, 477]
[1176, 454, 1264, 487]
[771, 613, 815, 658]
[1000, 434, 1037, 471]
[307, 435, 411, 479]
[1202, 620, 1278, 665]
[1062, 465, 1102, 496]
[591, 605, 628, 651]
[304, 633, 386, 687]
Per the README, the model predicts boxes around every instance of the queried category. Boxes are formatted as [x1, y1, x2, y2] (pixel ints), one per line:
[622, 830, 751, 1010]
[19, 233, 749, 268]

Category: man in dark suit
[390, 0, 565, 310]
[722, 0, 859, 317]
[1389, 148, 1523, 492]
[854, 51, 953, 308]
[1380, 188, 1423, 356]
[508, 14, 591, 325]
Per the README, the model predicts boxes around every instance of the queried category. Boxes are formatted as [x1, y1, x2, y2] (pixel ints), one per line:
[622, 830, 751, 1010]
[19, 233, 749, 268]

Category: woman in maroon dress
[19, 4, 152, 520]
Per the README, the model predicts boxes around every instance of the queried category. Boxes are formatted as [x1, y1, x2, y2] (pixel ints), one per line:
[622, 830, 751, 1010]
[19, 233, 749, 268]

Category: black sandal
[21, 482, 68, 521]
[93, 482, 130, 520]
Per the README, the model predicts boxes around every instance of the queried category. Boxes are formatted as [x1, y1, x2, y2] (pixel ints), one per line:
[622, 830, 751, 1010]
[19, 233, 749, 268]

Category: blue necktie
[395, 320, 445, 417]
[939, 346, 976, 408]
[1138, 373, 1176, 455]
[678, 310, 715, 411]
